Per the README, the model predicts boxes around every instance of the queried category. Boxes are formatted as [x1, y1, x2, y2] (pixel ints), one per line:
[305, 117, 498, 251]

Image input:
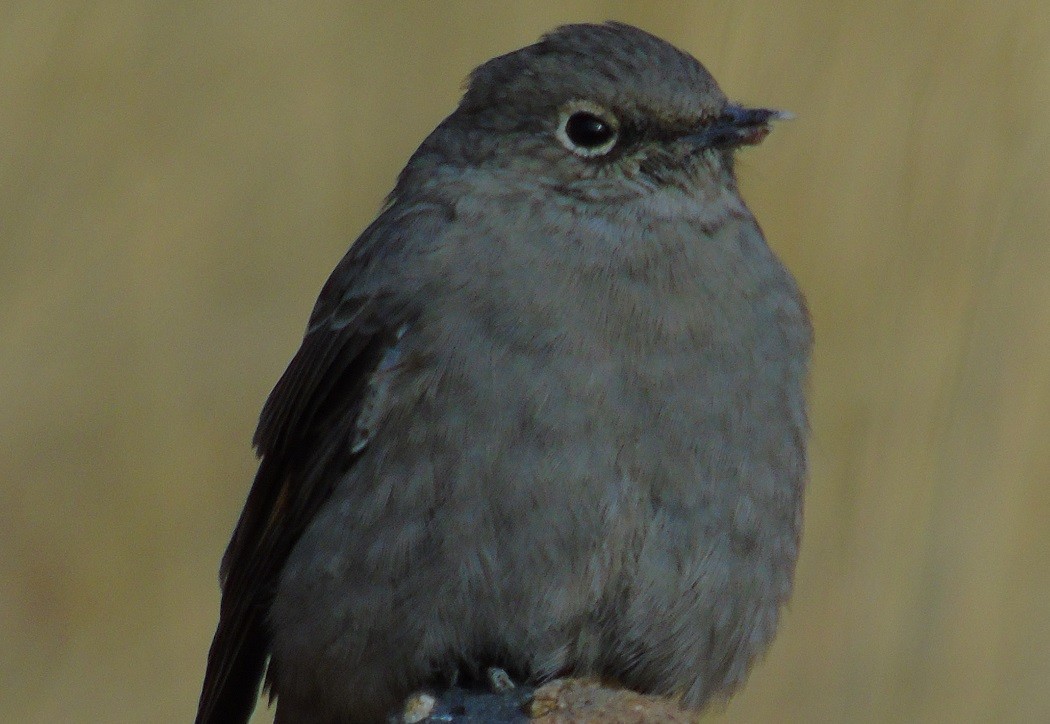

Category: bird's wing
[195, 206, 441, 724]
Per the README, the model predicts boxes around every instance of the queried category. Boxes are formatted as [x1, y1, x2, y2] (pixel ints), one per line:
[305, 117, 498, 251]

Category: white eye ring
[556, 101, 620, 157]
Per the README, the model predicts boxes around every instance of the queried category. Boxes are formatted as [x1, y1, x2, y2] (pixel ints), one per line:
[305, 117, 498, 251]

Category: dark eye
[557, 103, 619, 157]
[566, 113, 614, 148]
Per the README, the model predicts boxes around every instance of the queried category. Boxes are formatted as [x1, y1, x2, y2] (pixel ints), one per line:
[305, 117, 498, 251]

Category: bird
[196, 21, 811, 724]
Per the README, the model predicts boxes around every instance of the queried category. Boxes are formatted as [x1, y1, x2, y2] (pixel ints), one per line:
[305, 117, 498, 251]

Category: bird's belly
[269, 334, 804, 714]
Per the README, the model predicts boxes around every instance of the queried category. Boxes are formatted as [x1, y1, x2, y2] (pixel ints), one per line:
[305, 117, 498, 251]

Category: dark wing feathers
[196, 205, 447, 724]
[197, 323, 397, 724]
[195, 255, 402, 723]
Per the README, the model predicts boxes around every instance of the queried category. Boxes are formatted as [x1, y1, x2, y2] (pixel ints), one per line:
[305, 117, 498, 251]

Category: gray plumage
[197, 22, 811, 724]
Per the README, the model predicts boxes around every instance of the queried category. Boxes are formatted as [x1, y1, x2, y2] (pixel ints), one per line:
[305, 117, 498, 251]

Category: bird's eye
[557, 102, 619, 157]
[565, 113, 614, 148]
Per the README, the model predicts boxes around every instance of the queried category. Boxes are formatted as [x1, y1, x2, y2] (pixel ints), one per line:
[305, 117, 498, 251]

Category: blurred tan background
[3, 1, 1049, 722]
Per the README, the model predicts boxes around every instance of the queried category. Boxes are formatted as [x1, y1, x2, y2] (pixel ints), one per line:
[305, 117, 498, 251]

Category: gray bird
[197, 22, 811, 724]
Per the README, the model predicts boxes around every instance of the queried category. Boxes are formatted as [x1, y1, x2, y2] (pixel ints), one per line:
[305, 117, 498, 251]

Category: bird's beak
[685, 105, 792, 150]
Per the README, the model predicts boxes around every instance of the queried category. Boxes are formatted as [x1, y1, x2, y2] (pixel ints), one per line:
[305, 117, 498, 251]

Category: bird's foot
[486, 667, 516, 692]
[392, 668, 532, 722]
[399, 692, 439, 723]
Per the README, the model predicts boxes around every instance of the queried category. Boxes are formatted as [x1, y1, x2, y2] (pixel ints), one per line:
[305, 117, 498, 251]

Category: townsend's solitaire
[197, 22, 811, 724]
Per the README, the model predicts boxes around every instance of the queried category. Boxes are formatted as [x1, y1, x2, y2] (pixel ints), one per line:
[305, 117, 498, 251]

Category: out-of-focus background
[3, 2, 1048, 722]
